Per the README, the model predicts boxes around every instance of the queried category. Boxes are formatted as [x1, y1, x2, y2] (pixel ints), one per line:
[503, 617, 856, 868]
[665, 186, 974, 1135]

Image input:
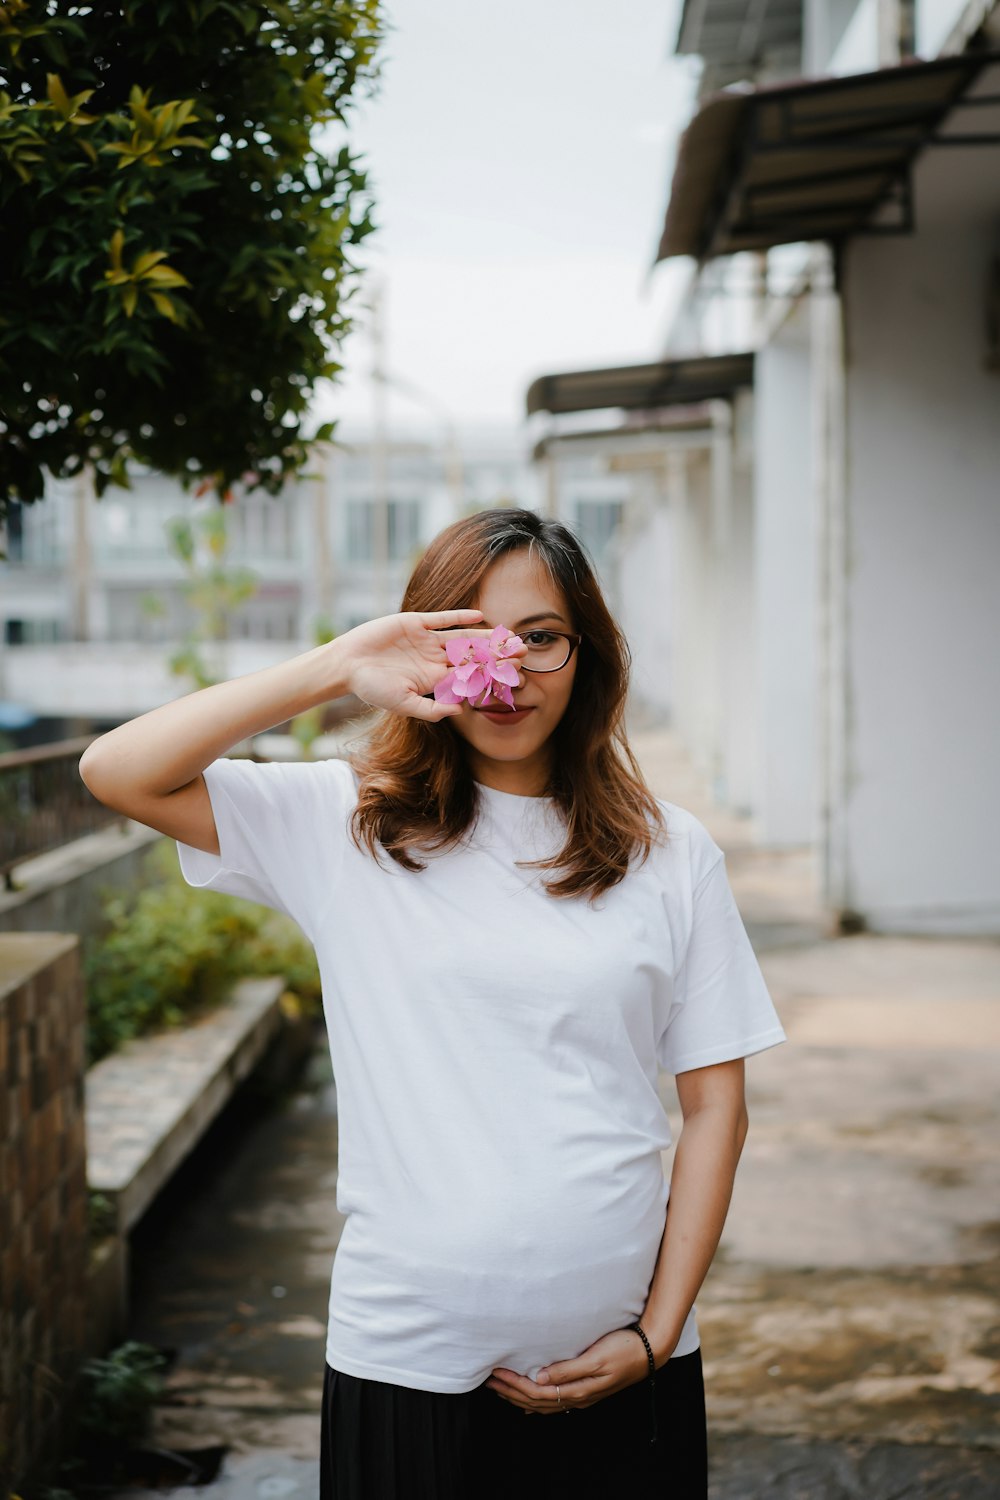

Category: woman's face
[448, 549, 578, 785]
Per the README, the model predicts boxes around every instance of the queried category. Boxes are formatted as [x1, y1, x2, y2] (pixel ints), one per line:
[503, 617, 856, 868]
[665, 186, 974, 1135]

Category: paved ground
[117, 1048, 338, 1493]
[112, 726, 999, 1497]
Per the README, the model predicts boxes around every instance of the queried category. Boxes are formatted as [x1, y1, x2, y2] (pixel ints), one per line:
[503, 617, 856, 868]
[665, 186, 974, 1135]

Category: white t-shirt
[175, 755, 787, 1393]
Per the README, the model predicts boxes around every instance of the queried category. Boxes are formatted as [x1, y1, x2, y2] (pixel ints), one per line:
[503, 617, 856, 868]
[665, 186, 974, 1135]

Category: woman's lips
[473, 705, 537, 723]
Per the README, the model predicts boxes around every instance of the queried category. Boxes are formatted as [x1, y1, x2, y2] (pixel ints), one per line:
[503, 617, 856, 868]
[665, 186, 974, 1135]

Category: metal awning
[532, 410, 715, 463]
[525, 353, 754, 417]
[677, 0, 802, 93]
[656, 51, 1000, 263]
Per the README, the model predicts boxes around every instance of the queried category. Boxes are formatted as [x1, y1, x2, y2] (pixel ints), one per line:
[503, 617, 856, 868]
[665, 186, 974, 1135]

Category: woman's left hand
[486, 1326, 658, 1414]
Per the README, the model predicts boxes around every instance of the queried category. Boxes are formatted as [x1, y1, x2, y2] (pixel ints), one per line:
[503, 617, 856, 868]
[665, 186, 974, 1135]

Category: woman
[80, 507, 787, 1499]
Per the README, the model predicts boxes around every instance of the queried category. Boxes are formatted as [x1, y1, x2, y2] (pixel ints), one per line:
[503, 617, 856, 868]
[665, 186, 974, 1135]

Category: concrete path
[118, 1042, 340, 1479]
[114, 727, 1000, 1497]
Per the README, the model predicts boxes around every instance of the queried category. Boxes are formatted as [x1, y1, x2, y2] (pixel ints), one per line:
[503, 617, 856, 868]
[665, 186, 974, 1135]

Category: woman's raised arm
[77, 608, 508, 855]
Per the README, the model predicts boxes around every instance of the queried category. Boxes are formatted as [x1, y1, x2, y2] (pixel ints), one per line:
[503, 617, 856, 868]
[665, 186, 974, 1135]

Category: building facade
[525, 0, 999, 932]
[0, 424, 643, 725]
[654, 0, 1000, 932]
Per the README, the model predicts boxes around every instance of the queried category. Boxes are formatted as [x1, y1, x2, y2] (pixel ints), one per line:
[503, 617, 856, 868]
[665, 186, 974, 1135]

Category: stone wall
[0, 821, 161, 937]
[0, 933, 88, 1497]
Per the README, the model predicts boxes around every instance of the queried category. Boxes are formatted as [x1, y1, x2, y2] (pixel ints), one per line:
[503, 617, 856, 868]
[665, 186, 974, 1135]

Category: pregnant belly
[330, 1155, 670, 1385]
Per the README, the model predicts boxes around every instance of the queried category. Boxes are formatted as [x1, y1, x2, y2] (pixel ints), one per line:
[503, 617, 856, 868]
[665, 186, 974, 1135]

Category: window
[5, 500, 23, 562]
[345, 500, 421, 562]
[572, 500, 623, 562]
[227, 496, 296, 560]
[388, 499, 420, 561]
[345, 500, 373, 562]
[13, 495, 65, 566]
[4, 618, 66, 644]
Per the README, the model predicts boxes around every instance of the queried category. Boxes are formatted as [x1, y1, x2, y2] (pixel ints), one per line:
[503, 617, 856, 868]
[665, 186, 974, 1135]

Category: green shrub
[87, 1190, 117, 1242]
[83, 839, 321, 1064]
[76, 1341, 168, 1448]
[35, 1341, 170, 1494]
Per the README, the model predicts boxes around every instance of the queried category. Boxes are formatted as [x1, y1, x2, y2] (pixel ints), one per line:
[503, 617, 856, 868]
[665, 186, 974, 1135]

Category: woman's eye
[526, 631, 554, 645]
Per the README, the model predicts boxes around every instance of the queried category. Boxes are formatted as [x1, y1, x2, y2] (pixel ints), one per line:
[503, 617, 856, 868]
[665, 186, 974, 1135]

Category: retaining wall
[0, 933, 88, 1497]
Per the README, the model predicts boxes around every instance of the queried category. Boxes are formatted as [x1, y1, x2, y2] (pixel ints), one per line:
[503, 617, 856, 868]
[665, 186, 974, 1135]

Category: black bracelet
[629, 1320, 658, 1444]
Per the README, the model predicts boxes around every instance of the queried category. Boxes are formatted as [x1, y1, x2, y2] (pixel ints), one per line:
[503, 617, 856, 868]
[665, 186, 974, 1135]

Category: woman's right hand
[337, 609, 528, 722]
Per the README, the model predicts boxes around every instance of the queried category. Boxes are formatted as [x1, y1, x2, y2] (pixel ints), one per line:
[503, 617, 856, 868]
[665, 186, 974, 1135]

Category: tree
[148, 501, 260, 690]
[146, 500, 335, 755]
[0, 0, 382, 517]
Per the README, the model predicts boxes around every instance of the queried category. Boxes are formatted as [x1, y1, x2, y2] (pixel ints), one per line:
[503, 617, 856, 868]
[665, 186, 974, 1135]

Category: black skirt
[320, 1346, 708, 1500]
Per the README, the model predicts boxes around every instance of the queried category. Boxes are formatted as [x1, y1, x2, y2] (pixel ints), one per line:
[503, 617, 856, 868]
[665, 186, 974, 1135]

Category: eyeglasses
[516, 630, 582, 673]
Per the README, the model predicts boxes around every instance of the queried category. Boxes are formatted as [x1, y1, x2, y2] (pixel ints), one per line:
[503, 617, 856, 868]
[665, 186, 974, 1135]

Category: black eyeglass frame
[516, 630, 583, 674]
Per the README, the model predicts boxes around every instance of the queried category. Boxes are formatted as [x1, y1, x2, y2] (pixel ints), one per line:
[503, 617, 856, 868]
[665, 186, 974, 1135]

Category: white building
[529, 3, 1000, 935]
[526, 358, 756, 738]
[0, 425, 544, 724]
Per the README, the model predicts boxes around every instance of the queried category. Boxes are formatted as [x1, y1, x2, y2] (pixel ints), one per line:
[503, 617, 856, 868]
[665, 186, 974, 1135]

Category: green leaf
[0, 0, 384, 522]
[45, 73, 70, 114]
[149, 291, 179, 322]
[132, 249, 170, 275]
[142, 264, 191, 287]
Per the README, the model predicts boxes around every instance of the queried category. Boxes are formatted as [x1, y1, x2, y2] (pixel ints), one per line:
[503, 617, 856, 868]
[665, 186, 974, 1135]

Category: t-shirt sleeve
[656, 823, 788, 1075]
[174, 755, 354, 936]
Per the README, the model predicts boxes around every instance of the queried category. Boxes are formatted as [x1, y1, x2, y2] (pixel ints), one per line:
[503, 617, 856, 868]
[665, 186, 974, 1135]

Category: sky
[315, 0, 700, 437]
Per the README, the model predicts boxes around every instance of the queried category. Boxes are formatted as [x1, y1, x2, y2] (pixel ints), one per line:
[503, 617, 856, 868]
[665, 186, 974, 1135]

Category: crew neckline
[474, 780, 555, 803]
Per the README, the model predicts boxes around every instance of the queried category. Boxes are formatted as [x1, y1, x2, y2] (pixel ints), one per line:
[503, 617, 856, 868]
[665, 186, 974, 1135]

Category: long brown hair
[346, 507, 669, 904]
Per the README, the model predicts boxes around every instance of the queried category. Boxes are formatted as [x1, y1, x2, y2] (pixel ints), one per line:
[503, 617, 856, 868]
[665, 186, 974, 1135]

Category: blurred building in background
[0, 413, 655, 733]
[529, 0, 1000, 936]
[0, 425, 546, 730]
[1, 421, 645, 727]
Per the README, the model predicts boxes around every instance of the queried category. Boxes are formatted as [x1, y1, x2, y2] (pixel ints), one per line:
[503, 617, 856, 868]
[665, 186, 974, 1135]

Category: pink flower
[434, 624, 524, 709]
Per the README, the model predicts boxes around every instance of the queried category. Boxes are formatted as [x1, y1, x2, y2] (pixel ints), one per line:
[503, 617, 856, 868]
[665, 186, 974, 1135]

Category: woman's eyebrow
[480, 612, 568, 629]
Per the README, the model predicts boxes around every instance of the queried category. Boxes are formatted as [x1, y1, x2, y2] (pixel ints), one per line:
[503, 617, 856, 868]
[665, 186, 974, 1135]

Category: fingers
[431, 627, 527, 647]
[419, 609, 484, 625]
[402, 693, 464, 723]
[487, 1372, 566, 1414]
[418, 613, 526, 648]
[488, 1375, 602, 1414]
[490, 1370, 547, 1399]
[540, 1375, 602, 1403]
[488, 1364, 609, 1413]
[535, 1357, 594, 1384]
